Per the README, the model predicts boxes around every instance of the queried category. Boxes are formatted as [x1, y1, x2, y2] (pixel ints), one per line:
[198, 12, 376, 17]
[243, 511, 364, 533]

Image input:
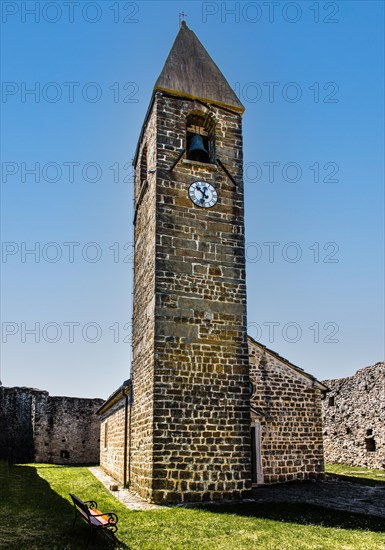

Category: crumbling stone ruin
[0, 386, 103, 464]
[322, 362, 385, 469]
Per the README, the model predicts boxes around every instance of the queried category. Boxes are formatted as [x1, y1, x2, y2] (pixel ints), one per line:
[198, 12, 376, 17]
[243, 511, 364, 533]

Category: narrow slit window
[140, 144, 148, 185]
[104, 421, 108, 449]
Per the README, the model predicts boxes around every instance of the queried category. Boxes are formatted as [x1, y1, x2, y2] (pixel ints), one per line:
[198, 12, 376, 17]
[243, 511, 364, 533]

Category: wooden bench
[70, 493, 118, 545]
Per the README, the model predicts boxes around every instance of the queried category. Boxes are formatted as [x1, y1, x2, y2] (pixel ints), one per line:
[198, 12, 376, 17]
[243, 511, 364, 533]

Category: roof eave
[247, 334, 328, 391]
[96, 380, 131, 416]
[153, 86, 245, 114]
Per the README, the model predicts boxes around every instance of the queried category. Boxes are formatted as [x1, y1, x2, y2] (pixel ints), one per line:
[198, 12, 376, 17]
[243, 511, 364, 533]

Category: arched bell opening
[186, 112, 215, 164]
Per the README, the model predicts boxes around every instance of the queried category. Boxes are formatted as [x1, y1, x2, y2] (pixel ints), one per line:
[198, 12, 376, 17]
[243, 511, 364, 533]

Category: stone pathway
[253, 478, 385, 519]
[90, 467, 385, 518]
[89, 467, 163, 511]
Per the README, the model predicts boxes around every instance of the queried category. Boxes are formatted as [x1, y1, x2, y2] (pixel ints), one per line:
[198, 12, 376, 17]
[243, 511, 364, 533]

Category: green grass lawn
[0, 462, 384, 549]
[325, 463, 385, 485]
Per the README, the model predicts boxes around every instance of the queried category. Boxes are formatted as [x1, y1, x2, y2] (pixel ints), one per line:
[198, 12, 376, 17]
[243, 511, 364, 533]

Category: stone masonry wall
[0, 386, 38, 463]
[322, 362, 385, 469]
[0, 386, 103, 464]
[99, 398, 127, 483]
[148, 93, 251, 503]
[130, 99, 158, 500]
[248, 339, 325, 483]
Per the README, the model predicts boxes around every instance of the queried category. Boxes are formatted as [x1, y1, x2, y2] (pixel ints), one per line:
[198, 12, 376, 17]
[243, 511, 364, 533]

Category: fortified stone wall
[0, 386, 40, 463]
[248, 339, 325, 483]
[322, 362, 385, 469]
[0, 386, 103, 464]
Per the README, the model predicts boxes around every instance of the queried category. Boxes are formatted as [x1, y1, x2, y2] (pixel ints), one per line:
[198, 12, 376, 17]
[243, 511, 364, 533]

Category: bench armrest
[84, 500, 97, 509]
[92, 512, 119, 524]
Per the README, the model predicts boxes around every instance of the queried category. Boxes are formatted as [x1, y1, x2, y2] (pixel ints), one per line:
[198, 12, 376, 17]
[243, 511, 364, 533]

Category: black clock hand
[196, 185, 208, 199]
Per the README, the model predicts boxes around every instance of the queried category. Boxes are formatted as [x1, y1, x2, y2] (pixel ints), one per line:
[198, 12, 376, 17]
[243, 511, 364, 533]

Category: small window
[60, 450, 70, 459]
[328, 396, 335, 407]
[365, 438, 376, 452]
[366, 428, 373, 436]
[346, 427, 351, 435]
[104, 421, 108, 449]
[186, 113, 215, 164]
[140, 144, 148, 185]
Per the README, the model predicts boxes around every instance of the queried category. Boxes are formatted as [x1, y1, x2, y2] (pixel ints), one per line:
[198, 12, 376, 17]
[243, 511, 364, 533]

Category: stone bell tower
[130, 21, 251, 503]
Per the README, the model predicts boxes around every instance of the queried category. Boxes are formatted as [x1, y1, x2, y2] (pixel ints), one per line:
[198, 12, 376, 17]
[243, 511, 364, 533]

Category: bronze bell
[188, 134, 210, 163]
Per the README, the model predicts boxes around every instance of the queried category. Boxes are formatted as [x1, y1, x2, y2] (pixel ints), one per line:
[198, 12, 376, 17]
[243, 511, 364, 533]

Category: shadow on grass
[198, 501, 385, 533]
[326, 472, 385, 487]
[0, 462, 127, 549]
[32, 463, 100, 469]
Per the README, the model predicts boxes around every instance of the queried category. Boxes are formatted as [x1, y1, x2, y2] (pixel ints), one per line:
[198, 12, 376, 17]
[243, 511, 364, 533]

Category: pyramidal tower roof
[154, 21, 244, 113]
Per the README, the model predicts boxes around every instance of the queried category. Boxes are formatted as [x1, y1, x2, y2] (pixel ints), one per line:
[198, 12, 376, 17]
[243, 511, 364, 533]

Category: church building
[97, 22, 327, 504]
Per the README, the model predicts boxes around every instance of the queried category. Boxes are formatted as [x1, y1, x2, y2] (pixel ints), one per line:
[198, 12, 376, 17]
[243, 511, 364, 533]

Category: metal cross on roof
[179, 12, 187, 27]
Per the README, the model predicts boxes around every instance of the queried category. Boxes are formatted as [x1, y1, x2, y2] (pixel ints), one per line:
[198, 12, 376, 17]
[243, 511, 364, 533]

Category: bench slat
[89, 509, 116, 526]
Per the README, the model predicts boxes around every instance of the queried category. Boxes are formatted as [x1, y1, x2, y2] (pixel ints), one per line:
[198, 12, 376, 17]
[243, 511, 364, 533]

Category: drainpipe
[128, 388, 132, 486]
[123, 382, 132, 488]
[123, 391, 129, 488]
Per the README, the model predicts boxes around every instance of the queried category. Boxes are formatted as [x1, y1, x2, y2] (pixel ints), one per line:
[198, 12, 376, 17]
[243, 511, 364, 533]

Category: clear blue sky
[1, 1, 384, 398]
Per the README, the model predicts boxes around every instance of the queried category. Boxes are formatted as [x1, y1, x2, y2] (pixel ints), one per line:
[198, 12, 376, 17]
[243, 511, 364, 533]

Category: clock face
[188, 181, 218, 208]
